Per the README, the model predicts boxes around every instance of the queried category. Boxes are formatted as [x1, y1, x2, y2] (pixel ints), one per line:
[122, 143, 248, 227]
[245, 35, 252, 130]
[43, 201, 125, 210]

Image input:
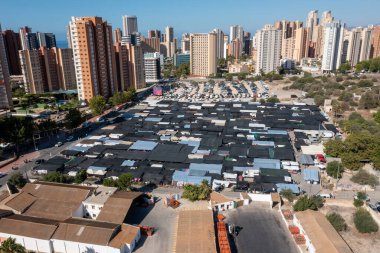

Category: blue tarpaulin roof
[303, 169, 320, 182]
[172, 170, 212, 185]
[189, 163, 223, 175]
[276, 183, 300, 194]
[299, 155, 314, 165]
[121, 160, 136, 167]
[254, 158, 281, 170]
[129, 141, 158, 151]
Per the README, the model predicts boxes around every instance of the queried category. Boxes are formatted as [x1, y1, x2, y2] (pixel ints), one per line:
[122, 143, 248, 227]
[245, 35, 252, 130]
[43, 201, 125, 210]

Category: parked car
[55, 142, 63, 147]
[0, 173, 6, 178]
[66, 136, 74, 142]
[316, 154, 326, 163]
[35, 159, 45, 164]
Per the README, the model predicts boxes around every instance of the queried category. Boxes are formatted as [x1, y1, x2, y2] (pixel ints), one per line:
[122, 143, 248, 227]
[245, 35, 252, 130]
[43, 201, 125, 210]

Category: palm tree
[0, 238, 26, 253]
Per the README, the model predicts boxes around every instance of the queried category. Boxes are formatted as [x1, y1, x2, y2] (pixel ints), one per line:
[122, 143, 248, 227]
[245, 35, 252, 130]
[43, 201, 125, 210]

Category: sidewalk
[0, 150, 40, 173]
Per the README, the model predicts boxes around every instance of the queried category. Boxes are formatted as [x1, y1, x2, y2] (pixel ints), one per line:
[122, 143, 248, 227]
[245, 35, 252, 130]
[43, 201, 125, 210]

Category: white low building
[209, 192, 236, 211]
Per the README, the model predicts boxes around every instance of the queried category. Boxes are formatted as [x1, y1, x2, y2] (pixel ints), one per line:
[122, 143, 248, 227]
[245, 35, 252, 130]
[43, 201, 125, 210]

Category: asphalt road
[225, 205, 298, 253]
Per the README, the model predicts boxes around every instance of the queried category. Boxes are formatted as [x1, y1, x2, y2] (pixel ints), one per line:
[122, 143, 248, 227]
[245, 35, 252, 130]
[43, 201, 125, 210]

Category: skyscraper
[229, 25, 244, 43]
[347, 28, 363, 66]
[212, 28, 225, 59]
[255, 25, 282, 74]
[371, 26, 380, 58]
[322, 21, 345, 72]
[40, 47, 60, 91]
[2, 29, 22, 75]
[189, 33, 217, 76]
[37, 32, 56, 48]
[148, 30, 161, 40]
[293, 27, 307, 62]
[122, 15, 138, 36]
[0, 25, 12, 109]
[19, 26, 39, 50]
[306, 10, 319, 42]
[360, 27, 372, 62]
[321, 11, 334, 26]
[69, 16, 117, 101]
[165, 26, 174, 43]
[243, 32, 252, 56]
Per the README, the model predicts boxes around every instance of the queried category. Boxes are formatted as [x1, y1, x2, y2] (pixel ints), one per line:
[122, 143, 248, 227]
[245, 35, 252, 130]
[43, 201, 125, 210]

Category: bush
[103, 173, 133, 190]
[326, 161, 343, 179]
[280, 189, 295, 202]
[293, 195, 324, 211]
[8, 173, 27, 188]
[326, 212, 347, 231]
[351, 170, 379, 187]
[354, 208, 379, 233]
[353, 198, 364, 207]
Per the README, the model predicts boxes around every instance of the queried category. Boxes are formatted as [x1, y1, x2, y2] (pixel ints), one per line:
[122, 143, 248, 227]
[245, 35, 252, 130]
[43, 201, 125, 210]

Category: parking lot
[161, 80, 258, 102]
[224, 205, 298, 253]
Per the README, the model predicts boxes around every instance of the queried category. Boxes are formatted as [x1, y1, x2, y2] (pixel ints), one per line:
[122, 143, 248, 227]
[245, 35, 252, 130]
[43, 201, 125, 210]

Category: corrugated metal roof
[189, 163, 223, 175]
[303, 169, 320, 182]
[129, 140, 158, 151]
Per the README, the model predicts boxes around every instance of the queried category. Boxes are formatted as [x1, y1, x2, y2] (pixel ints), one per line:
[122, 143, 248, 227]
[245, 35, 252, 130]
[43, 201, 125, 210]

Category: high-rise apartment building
[141, 36, 161, 53]
[69, 16, 117, 101]
[228, 39, 242, 59]
[114, 28, 122, 44]
[360, 27, 372, 62]
[321, 11, 334, 26]
[126, 43, 145, 90]
[40, 47, 60, 91]
[181, 33, 190, 53]
[122, 15, 138, 36]
[55, 48, 77, 90]
[0, 25, 12, 109]
[19, 26, 39, 50]
[165, 26, 174, 43]
[148, 30, 161, 40]
[371, 26, 380, 58]
[189, 33, 217, 77]
[347, 28, 363, 66]
[212, 28, 225, 59]
[255, 25, 282, 74]
[322, 21, 345, 72]
[19, 49, 46, 94]
[144, 52, 161, 83]
[306, 10, 319, 41]
[229, 25, 244, 43]
[114, 42, 130, 92]
[2, 29, 22, 75]
[37, 32, 56, 48]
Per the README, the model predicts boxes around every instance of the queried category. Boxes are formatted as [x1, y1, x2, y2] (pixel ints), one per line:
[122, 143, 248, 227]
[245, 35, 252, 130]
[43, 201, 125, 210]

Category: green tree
[280, 189, 295, 202]
[109, 91, 128, 106]
[125, 88, 136, 101]
[8, 173, 27, 189]
[373, 110, 380, 124]
[338, 62, 351, 73]
[354, 208, 379, 233]
[0, 237, 26, 253]
[182, 180, 211, 201]
[89, 95, 106, 116]
[359, 92, 378, 109]
[0, 117, 36, 155]
[65, 109, 84, 130]
[326, 161, 343, 179]
[117, 173, 133, 190]
[353, 198, 364, 207]
[266, 96, 280, 103]
[43, 172, 73, 184]
[293, 195, 324, 211]
[103, 173, 133, 190]
[176, 63, 190, 78]
[74, 169, 87, 184]
[326, 212, 347, 232]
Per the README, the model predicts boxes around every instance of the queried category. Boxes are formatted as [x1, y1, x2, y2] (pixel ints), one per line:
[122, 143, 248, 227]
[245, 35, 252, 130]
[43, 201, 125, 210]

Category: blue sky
[2, 0, 380, 41]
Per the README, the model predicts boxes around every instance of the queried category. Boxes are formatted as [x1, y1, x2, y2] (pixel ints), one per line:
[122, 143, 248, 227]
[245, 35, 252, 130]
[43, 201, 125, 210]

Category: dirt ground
[266, 80, 304, 101]
[320, 202, 380, 253]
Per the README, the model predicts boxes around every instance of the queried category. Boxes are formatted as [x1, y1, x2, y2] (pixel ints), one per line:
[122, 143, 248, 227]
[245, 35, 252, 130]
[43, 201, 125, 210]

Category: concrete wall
[52, 239, 121, 253]
[0, 233, 53, 253]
